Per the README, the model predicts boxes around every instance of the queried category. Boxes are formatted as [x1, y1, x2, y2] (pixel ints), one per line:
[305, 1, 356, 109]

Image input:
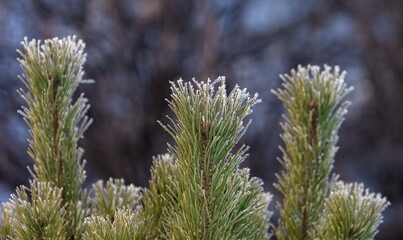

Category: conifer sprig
[314, 181, 389, 240]
[83, 209, 145, 240]
[272, 65, 353, 240]
[91, 178, 141, 221]
[0, 203, 13, 237]
[17, 35, 91, 198]
[10, 181, 67, 240]
[159, 78, 271, 240]
[273, 65, 389, 240]
[140, 154, 179, 240]
[16, 35, 92, 239]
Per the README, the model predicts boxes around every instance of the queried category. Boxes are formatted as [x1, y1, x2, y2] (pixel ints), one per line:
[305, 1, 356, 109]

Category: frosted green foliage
[272, 65, 353, 240]
[140, 154, 179, 240]
[159, 78, 271, 240]
[17, 36, 91, 197]
[0, 203, 14, 238]
[9, 181, 67, 240]
[15, 35, 92, 239]
[208, 168, 272, 240]
[83, 209, 145, 240]
[91, 178, 141, 221]
[0, 35, 390, 239]
[314, 181, 389, 240]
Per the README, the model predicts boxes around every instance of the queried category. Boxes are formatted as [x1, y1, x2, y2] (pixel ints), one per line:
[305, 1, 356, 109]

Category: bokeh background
[0, 0, 402, 238]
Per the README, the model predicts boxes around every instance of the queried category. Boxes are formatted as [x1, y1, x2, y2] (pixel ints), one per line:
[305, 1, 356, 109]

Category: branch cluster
[0, 37, 389, 240]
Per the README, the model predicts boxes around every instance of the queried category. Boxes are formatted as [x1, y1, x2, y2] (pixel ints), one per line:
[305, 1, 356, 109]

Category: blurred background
[0, 0, 402, 238]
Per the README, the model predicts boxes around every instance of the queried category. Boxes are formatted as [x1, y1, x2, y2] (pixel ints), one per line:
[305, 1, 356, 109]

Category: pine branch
[314, 181, 389, 240]
[159, 77, 271, 240]
[273, 65, 352, 240]
[9, 181, 67, 240]
[16, 36, 92, 239]
[0, 203, 14, 238]
[140, 154, 179, 240]
[83, 209, 145, 240]
[91, 178, 141, 221]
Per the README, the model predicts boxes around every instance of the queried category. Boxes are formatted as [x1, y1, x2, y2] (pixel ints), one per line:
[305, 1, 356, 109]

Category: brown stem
[50, 77, 73, 240]
[301, 101, 319, 240]
[348, 224, 355, 238]
[50, 76, 63, 187]
[36, 219, 45, 240]
[198, 122, 211, 240]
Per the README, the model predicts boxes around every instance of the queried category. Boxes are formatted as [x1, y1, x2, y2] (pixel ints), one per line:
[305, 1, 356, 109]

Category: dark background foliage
[0, 0, 402, 238]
